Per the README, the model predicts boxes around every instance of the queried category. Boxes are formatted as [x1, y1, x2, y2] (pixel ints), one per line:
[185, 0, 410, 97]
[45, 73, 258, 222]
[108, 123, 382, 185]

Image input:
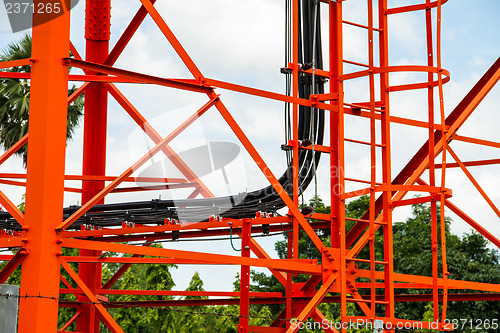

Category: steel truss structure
[0, 0, 499, 332]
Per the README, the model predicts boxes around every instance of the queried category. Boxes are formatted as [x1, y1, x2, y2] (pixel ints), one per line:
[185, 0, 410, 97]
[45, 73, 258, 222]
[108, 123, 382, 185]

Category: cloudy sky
[0, 0, 499, 291]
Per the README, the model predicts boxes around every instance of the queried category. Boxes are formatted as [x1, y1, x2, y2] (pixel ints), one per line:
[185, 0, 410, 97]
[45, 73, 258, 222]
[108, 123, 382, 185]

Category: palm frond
[0, 34, 84, 167]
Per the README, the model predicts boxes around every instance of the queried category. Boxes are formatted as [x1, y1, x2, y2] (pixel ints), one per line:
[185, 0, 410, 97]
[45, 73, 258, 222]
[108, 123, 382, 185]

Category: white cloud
[0, 0, 500, 293]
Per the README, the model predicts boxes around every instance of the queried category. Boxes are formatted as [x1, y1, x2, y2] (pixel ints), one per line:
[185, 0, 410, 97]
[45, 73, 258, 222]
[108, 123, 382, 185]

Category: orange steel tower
[0, 0, 499, 332]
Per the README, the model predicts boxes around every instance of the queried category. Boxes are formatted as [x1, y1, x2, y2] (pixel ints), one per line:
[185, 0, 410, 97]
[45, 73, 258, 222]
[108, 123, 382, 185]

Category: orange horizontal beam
[387, 0, 448, 15]
[0, 236, 24, 249]
[60, 289, 282, 298]
[345, 137, 384, 147]
[0, 178, 82, 193]
[341, 184, 446, 200]
[0, 58, 32, 70]
[357, 269, 500, 293]
[61, 238, 321, 274]
[435, 158, 500, 169]
[204, 77, 336, 112]
[285, 140, 331, 153]
[345, 177, 382, 186]
[64, 256, 219, 265]
[82, 219, 316, 244]
[342, 19, 382, 32]
[0, 173, 188, 183]
[70, 74, 142, 83]
[63, 58, 210, 93]
[111, 183, 197, 193]
[452, 134, 500, 149]
[343, 104, 447, 131]
[60, 215, 291, 238]
[341, 65, 450, 82]
[0, 71, 198, 86]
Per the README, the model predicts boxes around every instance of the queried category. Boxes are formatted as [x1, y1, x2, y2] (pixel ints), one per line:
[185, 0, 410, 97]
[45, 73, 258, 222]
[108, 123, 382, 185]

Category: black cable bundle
[0, 1, 326, 230]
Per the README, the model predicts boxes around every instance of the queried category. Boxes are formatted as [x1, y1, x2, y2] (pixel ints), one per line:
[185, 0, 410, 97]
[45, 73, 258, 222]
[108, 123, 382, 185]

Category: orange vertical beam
[82, 0, 109, 204]
[329, 0, 342, 251]
[329, 19, 344, 333]
[367, 0, 377, 317]
[238, 218, 251, 333]
[436, 0, 449, 321]
[18, 5, 71, 333]
[291, 0, 299, 258]
[379, 0, 394, 318]
[424, 0, 440, 322]
[288, 0, 299, 325]
[329, 0, 346, 325]
[285, 234, 293, 329]
[78, 0, 111, 330]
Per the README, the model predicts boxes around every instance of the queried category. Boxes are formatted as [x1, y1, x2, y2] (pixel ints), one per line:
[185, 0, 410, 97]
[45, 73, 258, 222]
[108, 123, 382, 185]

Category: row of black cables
[0, 0, 325, 230]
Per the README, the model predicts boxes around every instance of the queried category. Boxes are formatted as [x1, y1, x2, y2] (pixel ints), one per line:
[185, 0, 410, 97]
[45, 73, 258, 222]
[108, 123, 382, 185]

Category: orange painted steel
[0, 248, 27, 283]
[0, 0, 498, 332]
[239, 218, 251, 333]
[17, 3, 71, 332]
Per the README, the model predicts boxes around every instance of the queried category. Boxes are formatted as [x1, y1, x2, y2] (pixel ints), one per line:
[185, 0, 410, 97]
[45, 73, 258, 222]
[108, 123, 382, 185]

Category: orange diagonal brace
[213, 96, 325, 251]
[0, 133, 28, 166]
[56, 96, 218, 230]
[108, 83, 214, 197]
[105, 0, 157, 66]
[248, 238, 287, 286]
[59, 309, 83, 332]
[60, 274, 74, 290]
[69, 42, 83, 61]
[101, 242, 152, 290]
[0, 248, 28, 283]
[0, 58, 31, 70]
[68, 82, 88, 104]
[448, 146, 500, 219]
[351, 291, 372, 317]
[312, 308, 339, 333]
[60, 259, 124, 333]
[415, 177, 500, 249]
[445, 199, 500, 248]
[138, 0, 204, 79]
[0, 190, 24, 226]
[285, 273, 337, 333]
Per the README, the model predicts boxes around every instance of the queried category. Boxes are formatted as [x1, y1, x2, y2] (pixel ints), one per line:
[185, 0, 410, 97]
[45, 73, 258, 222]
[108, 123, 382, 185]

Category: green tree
[109, 244, 177, 333]
[393, 203, 500, 330]
[253, 196, 500, 332]
[0, 34, 84, 166]
[175, 272, 211, 332]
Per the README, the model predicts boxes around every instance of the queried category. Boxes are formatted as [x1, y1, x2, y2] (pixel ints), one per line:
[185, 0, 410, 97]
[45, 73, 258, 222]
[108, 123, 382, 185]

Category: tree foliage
[0, 34, 84, 166]
[1, 196, 500, 332]
[248, 196, 500, 332]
